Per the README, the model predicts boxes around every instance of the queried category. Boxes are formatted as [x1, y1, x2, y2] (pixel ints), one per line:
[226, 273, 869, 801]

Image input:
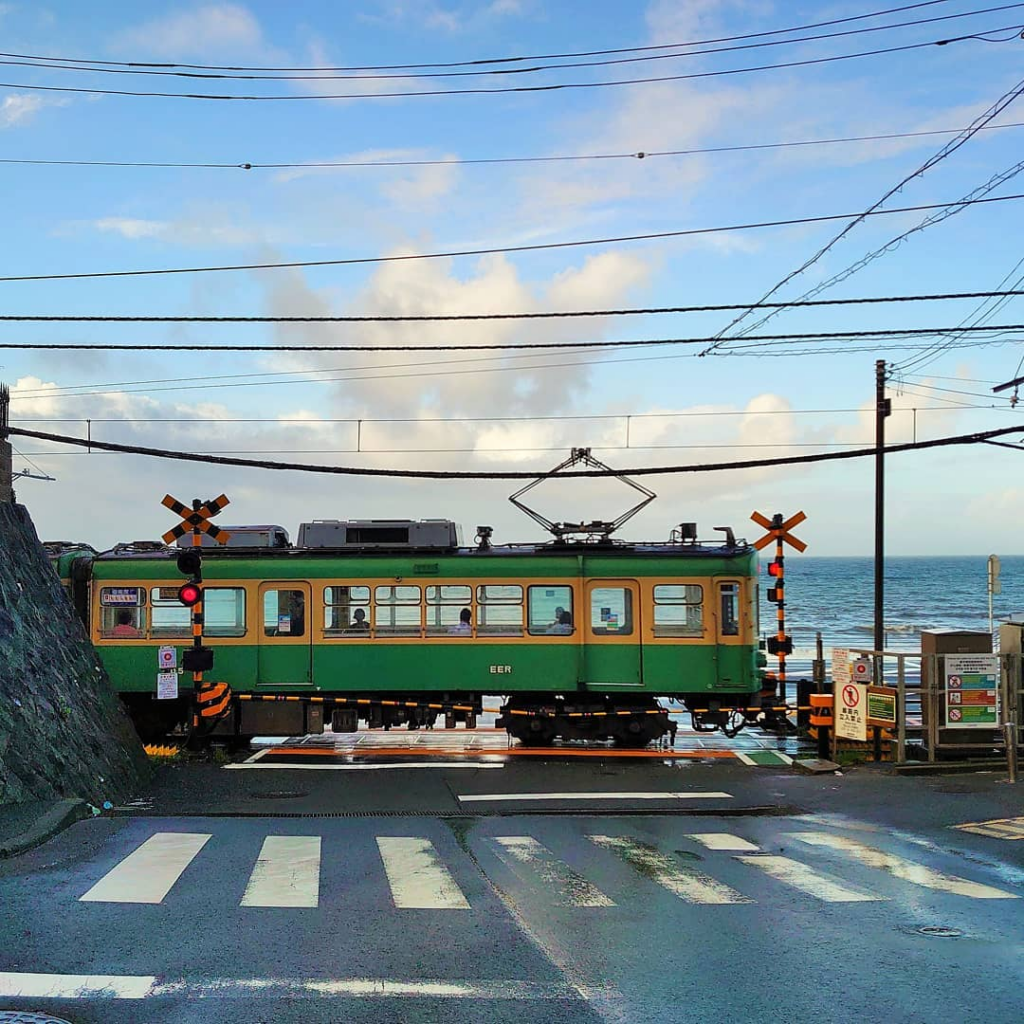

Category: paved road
[1, 766, 1022, 1023]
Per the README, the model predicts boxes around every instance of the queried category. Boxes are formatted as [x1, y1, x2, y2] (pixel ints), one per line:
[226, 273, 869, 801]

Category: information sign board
[100, 587, 141, 606]
[945, 655, 1000, 728]
[831, 648, 851, 687]
[156, 671, 178, 700]
[835, 682, 867, 741]
[866, 686, 897, 728]
[157, 646, 177, 670]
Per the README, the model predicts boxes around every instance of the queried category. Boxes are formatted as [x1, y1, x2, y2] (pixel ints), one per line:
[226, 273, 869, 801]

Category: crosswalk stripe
[458, 791, 732, 802]
[491, 837, 615, 907]
[789, 833, 1020, 900]
[376, 837, 470, 909]
[241, 836, 321, 908]
[736, 855, 882, 902]
[590, 835, 753, 904]
[687, 833, 760, 852]
[79, 833, 211, 904]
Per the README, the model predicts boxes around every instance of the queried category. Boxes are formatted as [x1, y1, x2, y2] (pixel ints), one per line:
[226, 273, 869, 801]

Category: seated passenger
[349, 607, 370, 631]
[110, 609, 141, 638]
[448, 607, 472, 635]
[547, 609, 573, 635]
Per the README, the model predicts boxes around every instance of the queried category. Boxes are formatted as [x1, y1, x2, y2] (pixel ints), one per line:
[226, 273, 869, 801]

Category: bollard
[1005, 721, 1019, 784]
[809, 693, 833, 761]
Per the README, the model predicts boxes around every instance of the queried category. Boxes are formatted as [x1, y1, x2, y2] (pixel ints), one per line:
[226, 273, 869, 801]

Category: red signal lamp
[767, 560, 783, 577]
[178, 581, 202, 607]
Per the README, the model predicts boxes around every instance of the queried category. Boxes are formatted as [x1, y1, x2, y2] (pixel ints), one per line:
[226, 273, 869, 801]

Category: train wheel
[613, 717, 657, 749]
[525, 717, 557, 746]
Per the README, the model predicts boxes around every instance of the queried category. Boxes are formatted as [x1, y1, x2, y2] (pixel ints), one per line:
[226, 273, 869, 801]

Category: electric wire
[0, 27, 1013, 102]
[3, 119, 1022, 172]
[2, 288, 1023, 324]
[701, 71, 1024, 353]
[3, 323, 1022, 353]
[5, 422, 1024, 479]
[0, 2, 957, 71]
[0, 192, 1021, 285]
[6, 5, 1019, 81]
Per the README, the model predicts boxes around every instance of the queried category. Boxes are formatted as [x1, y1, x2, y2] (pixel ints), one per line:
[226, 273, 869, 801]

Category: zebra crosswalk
[76, 829, 1020, 911]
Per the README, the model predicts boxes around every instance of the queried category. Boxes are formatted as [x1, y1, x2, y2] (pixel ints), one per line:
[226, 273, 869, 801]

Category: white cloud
[93, 217, 169, 240]
[113, 3, 263, 57]
[380, 161, 460, 208]
[0, 93, 66, 129]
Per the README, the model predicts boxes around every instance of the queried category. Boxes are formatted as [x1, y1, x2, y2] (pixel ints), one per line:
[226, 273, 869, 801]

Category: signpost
[867, 686, 897, 728]
[945, 654, 1000, 728]
[835, 682, 868, 742]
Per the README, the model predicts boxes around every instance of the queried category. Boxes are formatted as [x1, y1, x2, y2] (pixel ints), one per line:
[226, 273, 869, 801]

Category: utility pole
[874, 360, 891, 668]
[0, 384, 12, 503]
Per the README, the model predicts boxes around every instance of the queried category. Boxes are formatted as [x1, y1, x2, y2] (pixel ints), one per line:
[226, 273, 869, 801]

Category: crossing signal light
[176, 549, 203, 581]
[767, 587, 781, 604]
[767, 560, 783, 577]
[767, 636, 793, 656]
[178, 581, 202, 608]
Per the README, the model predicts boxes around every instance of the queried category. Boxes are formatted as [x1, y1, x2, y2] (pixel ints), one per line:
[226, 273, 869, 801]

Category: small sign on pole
[867, 686, 897, 728]
[157, 646, 177, 671]
[156, 671, 179, 700]
[831, 647, 851, 687]
[945, 654, 1000, 728]
[835, 682, 868, 741]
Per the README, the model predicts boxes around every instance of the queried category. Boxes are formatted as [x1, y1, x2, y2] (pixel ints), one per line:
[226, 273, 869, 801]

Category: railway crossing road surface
[1, 801, 1022, 1024]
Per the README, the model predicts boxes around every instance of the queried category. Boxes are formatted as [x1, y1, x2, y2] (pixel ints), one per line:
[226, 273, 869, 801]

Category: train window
[99, 587, 146, 638]
[719, 582, 740, 636]
[527, 586, 574, 636]
[590, 587, 634, 636]
[476, 584, 524, 637]
[263, 589, 307, 638]
[374, 585, 422, 637]
[653, 584, 703, 637]
[324, 585, 371, 636]
[426, 585, 473, 637]
[204, 588, 247, 637]
[151, 587, 191, 638]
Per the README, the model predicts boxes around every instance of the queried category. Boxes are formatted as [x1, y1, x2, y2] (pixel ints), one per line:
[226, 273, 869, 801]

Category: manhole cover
[917, 925, 963, 938]
[0, 1013, 76, 1023]
[252, 791, 306, 800]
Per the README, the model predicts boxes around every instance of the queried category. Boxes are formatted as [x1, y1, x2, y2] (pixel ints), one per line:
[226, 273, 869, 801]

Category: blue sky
[2, 0, 1024, 555]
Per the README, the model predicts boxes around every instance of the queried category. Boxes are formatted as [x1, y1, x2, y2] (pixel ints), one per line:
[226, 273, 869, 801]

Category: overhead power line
[5, 422, 1023, 480]
[4, 120, 1022, 172]
[3, 323, 1023, 353]
[2, 289, 1023, 324]
[0, 2, 957, 71]
[0, 28, 1013, 102]
[1, 192, 1021, 285]
[703, 71, 1024, 352]
[6, 6, 1020, 82]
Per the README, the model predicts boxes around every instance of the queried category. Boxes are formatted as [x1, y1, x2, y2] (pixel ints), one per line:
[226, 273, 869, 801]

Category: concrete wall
[0, 502, 150, 805]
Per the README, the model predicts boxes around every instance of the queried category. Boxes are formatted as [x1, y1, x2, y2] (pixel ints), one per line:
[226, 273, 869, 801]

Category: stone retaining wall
[0, 502, 150, 805]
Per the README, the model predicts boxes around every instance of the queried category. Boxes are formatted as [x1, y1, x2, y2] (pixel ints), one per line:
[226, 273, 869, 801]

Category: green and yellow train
[49, 517, 765, 746]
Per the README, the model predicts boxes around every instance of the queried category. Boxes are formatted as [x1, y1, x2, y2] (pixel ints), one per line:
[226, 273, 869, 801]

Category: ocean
[761, 555, 1024, 685]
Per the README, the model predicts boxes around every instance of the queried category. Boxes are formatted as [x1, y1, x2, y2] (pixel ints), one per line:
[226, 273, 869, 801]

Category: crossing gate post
[161, 492, 232, 749]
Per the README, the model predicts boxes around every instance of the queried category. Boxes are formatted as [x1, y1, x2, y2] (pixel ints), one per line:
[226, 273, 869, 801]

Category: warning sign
[835, 682, 867, 741]
[945, 655, 999, 729]
[831, 648, 851, 687]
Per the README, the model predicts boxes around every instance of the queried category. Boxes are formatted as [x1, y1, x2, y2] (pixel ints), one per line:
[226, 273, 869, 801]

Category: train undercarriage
[123, 690, 761, 747]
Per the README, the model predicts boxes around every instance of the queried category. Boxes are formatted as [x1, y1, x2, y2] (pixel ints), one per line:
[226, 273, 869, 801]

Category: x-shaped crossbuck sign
[750, 510, 807, 552]
[161, 493, 231, 545]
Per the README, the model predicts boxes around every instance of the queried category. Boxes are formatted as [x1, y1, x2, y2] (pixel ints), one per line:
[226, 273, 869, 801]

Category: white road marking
[590, 836, 753, 904]
[79, 832, 211, 904]
[491, 837, 615, 907]
[687, 833, 760, 852]
[790, 832, 1021, 899]
[458, 791, 731, 802]
[734, 753, 757, 766]
[224, 762, 504, 770]
[241, 836, 321, 908]
[736, 855, 881, 902]
[0, 972, 157, 999]
[243, 747, 271, 763]
[376, 837, 470, 909]
[0, 971, 589, 1002]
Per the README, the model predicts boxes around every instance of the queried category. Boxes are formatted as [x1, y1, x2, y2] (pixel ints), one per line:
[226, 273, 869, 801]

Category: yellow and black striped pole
[190, 500, 204, 739]
[772, 526, 786, 706]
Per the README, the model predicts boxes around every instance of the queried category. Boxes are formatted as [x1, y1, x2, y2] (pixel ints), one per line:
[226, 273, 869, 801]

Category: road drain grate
[0, 1014, 76, 1023]
[916, 926, 963, 938]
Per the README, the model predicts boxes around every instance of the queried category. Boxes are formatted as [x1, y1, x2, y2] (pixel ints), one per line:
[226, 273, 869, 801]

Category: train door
[257, 582, 313, 688]
[714, 579, 743, 686]
[583, 579, 642, 687]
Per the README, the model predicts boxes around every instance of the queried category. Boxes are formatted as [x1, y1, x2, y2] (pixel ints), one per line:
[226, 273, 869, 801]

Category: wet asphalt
[0, 757, 1022, 1023]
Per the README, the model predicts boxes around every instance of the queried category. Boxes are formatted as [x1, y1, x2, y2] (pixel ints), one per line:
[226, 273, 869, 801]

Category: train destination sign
[945, 655, 1000, 728]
